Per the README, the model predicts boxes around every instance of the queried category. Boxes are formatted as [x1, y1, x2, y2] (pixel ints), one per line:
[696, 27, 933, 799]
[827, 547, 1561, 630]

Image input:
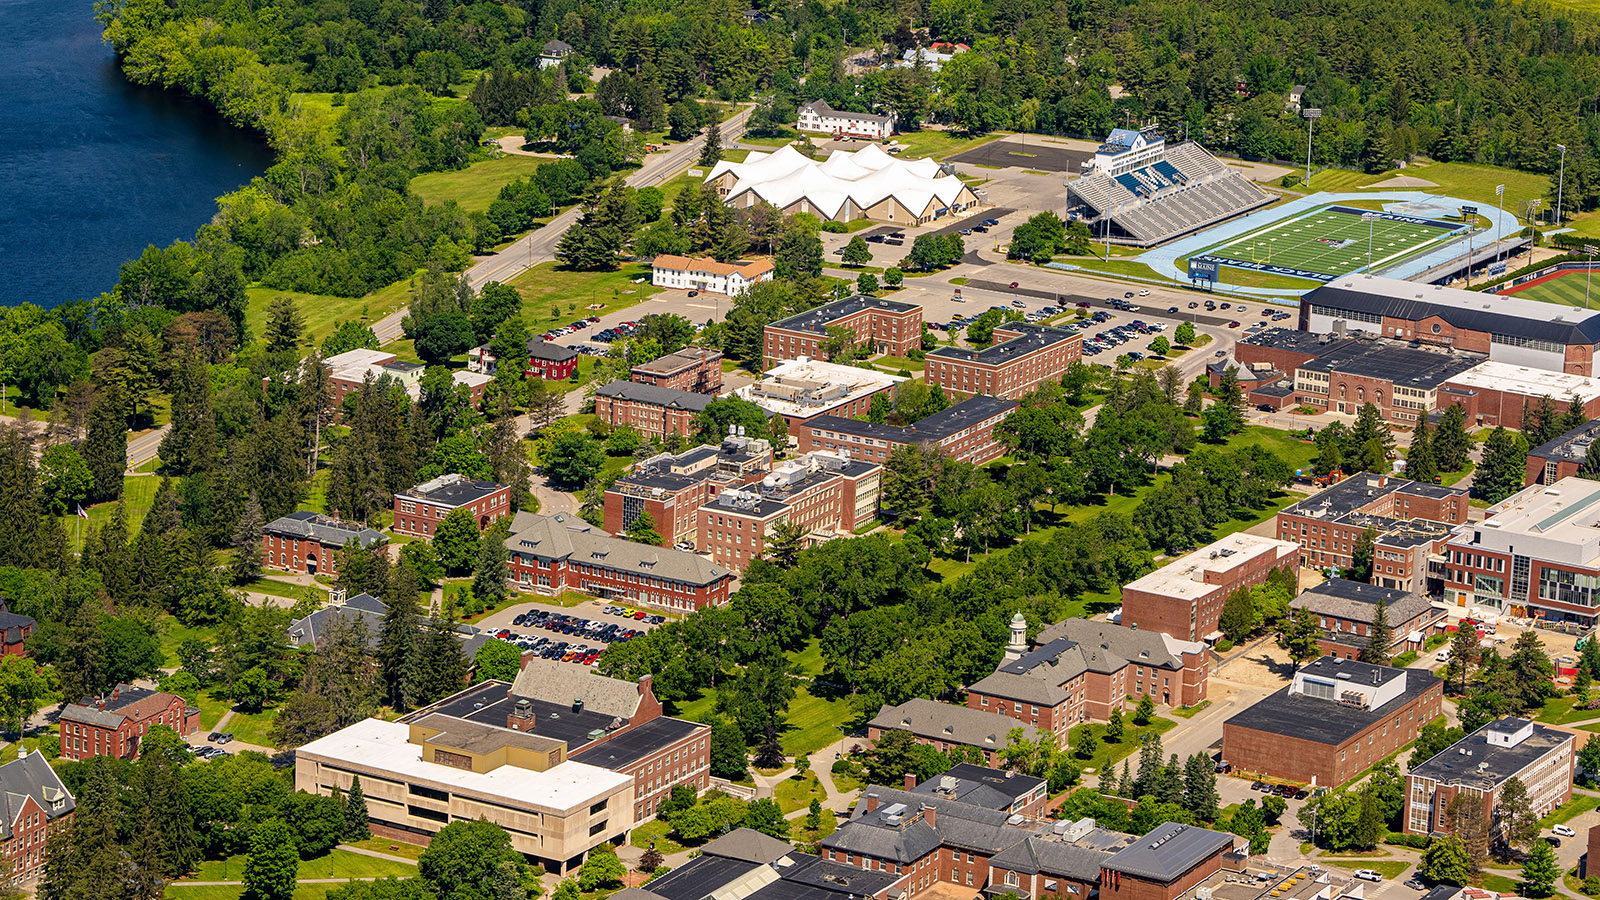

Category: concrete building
[798, 395, 1019, 467]
[764, 296, 923, 368]
[393, 473, 513, 538]
[604, 435, 773, 547]
[925, 323, 1083, 401]
[649, 256, 774, 296]
[1438, 476, 1600, 625]
[1276, 475, 1469, 579]
[322, 348, 488, 408]
[1527, 418, 1600, 487]
[632, 348, 724, 394]
[735, 357, 906, 430]
[592, 381, 716, 440]
[1222, 656, 1444, 786]
[1301, 275, 1600, 376]
[1289, 580, 1447, 659]
[1120, 534, 1299, 642]
[1403, 717, 1574, 838]
[965, 618, 1210, 737]
[1440, 362, 1600, 430]
[908, 764, 1048, 817]
[507, 511, 736, 611]
[796, 99, 896, 139]
[867, 698, 1044, 766]
[0, 751, 74, 883]
[262, 510, 386, 576]
[696, 450, 881, 570]
[59, 685, 198, 761]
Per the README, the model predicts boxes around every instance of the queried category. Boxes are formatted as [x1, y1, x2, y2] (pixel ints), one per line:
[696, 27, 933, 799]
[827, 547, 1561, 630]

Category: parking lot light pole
[1302, 109, 1322, 188]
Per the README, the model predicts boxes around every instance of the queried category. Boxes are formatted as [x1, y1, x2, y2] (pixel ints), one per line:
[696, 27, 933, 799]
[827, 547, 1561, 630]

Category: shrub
[1216, 639, 1234, 652]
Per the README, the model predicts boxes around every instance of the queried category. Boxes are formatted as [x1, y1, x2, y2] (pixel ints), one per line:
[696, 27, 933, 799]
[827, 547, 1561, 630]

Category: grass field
[1198, 206, 1462, 278]
[775, 773, 829, 814]
[1067, 716, 1178, 775]
[506, 261, 662, 328]
[244, 277, 413, 349]
[410, 155, 549, 213]
[1540, 794, 1600, 826]
[1497, 266, 1600, 308]
[1320, 859, 1411, 880]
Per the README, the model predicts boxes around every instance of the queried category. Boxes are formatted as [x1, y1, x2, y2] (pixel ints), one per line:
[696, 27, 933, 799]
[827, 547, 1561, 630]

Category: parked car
[1403, 879, 1428, 891]
[1555, 824, 1577, 837]
[1545, 836, 1562, 848]
[1436, 649, 1452, 662]
[1352, 871, 1383, 883]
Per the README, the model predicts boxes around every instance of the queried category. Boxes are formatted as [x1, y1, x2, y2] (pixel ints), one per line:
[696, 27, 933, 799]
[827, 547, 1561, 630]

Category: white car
[1138, 289, 1150, 296]
[1353, 871, 1383, 883]
[1554, 824, 1577, 837]
[1436, 649, 1452, 662]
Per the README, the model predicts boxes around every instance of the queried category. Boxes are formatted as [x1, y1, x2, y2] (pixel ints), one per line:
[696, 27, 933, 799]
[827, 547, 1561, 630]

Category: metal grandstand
[1065, 142, 1273, 247]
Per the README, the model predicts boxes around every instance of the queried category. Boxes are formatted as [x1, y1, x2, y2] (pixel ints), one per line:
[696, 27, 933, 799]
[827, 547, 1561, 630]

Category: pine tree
[378, 586, 422, 710]
[1155, 753, 1184, 804]
[343, 777, 370, 841]
[1521, 837, 1559, 897]
[1105, 709, 1125, 743]
[264, 296, 307, 354]
[1118, 760, 1133, 798]
[1405, 419, 1438, 483]
[1364, 599, 1392, 666]
[230, 492, 265, 585]
[1433, 404, 1471, 472]
[160, 352, 217, 475]
[82, 385, 129, 503]
[698, 117, 723, 165]
[404, 617, 468, 707]
[1183, 752, 1220, 822]
[470, 522, 510, 607]
[1350, 526, 1378, 582]
[1475, 427, 1530, 504]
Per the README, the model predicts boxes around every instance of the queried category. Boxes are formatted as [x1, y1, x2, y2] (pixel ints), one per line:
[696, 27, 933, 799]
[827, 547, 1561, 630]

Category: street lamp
[1302, 109, 1322, 188]
[1362, 212, 1378, 270]
[1557, 144, 1568, 228]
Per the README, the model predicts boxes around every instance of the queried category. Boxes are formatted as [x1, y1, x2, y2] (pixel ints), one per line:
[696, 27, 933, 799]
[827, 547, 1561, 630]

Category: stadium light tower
[1587, 244, 1597, 309]
[1302, 109, 1322, 188]
[1362, 212, 1379, 271]
[1494, 183, 1506, 265]
[1557, 144, 1568, 228]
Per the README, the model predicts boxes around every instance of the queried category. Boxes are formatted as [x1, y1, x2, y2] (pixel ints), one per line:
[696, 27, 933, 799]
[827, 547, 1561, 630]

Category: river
[0, 0, 275, 310]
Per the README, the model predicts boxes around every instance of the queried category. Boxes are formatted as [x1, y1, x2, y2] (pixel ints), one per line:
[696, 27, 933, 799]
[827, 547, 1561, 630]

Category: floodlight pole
[1587, 245, 1597, 309]
[1557, 144, 1568, 228]
[1494, 184, 1506, 266]
[1302, 109, 1322, 189]
[1363, 213, 1377, 271]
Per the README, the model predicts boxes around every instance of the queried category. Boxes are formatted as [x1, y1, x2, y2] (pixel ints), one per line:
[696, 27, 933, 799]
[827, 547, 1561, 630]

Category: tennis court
[1190, 205, 1465, 281]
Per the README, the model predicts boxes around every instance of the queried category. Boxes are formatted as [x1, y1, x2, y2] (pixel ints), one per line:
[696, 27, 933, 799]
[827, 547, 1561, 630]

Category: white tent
[707, 145, 975, 223]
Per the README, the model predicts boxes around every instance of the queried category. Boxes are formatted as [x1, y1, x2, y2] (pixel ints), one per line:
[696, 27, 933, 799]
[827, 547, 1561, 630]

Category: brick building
[631, 348, 724, 394]
[1438, 476, 1600, 625]
[59, 685, 198, 761]
[1097, 822, 1237, 900]
[1440, 362, 1600, 430]
[925, 323, 1083, 400]
[0, 751, 74, 883]
[1302, 275, 1600, 376]
[0, 603, 36, 658]
[603, 435, 773, 547]
[262, 510, 386, 576]
[764, 296, 923, 369]
[799, 396, 1019, 467]
[1222, 657, 1444, 786]
[965, 617, 1209, 737]
[1276, 475, 1469, 578]
[867, 698, 1044, 766]
[393, 473, 513, 538]
[908, 764, 1048, 818]
[1120, 533, 1299, 642]
[592, 381, 715, 440]
[1234, 329, 1352, 374]
[527, 340, 580, 380]
[697, 451, 881, 570]
[735, 357, 906, 430]
[1527, 419, 1600, 487]
[1289, 340, 1481, 424]
[1289, 579, 1447, 659]
[1403, 717, 1574, 838]
[507, 511, 736, 611]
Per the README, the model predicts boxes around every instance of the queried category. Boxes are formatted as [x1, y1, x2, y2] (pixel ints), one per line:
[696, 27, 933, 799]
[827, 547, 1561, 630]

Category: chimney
[866, 793, 880, 813]
[921, 804, 937, 828]
[111, 685, 120, 703]
[97, 695, 106, 711]
[507, 698, 535, 731]
[904, 773, 917, 790]
[639, 673, 653, 700]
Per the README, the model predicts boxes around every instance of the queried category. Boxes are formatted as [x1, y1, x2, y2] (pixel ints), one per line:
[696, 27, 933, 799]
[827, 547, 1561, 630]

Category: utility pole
[1302, 108, 1322, 189]
[1557, 143, 1568, 228]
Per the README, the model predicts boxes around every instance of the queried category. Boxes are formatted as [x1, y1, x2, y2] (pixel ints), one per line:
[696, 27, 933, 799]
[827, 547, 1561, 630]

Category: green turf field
[1502, 268, 1600, 308]
[1202, 206, 1462, 277]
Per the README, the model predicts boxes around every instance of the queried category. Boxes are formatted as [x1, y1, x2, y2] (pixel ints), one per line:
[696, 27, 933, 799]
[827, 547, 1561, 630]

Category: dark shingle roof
[1101, 822, 1234, 882]
[806, 396, 1018, 444]
[263, 510, 385, 549]
[287, 593, 387, 650]
[698, 827, 797, 864]
[527, 340, 580, 362]
[989, 837, 1112, 880]
[594, 381, 716, 412]
[399, 473, 507, 508]
[0, 752, 74, 840]
[1291, 580, 1434, 628]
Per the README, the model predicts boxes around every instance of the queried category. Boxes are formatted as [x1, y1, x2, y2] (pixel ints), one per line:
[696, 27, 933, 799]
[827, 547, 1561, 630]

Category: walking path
[335, 845, 418, 865]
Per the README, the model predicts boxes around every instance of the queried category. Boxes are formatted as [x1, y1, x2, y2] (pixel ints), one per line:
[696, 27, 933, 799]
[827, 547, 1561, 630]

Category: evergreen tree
[1405, 419, 1438, 483]
[264, 296, 307, 353]
[1475, 427, 1530, 504]
[470, 521, 510, 607]
[1154, 753, 1184, 805]
[343, 777, 371, 841]
[1183, 753, 1220, 822]
[1352, 787, 1384, 850]
[402, 617, 468, 707]
[377, 582, 422, 710]
[1497, 776, 1539, 853]
[1134, 693, 1155, 725]
[1581, 437, 1600, 480]
[1521, 838, 1559, 897]
[1350, 526, 1378, 581]
[160, 351, 217, 475]
[699, 118, 723, 165]
[1118, 760, 1134, 798]
[1562, 396, 1589, 433]
[83, 385, 129, 503]
[1105, 709, 1125, 743]
[230, 492, 265, 584]
[1433, 404, 1471, 472]
[1364, 599, 1391, 666]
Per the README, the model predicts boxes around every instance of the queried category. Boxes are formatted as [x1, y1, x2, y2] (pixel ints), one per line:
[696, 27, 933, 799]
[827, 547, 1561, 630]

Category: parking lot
[947, 137, 1090, 173]
[468, 598, 669, 667]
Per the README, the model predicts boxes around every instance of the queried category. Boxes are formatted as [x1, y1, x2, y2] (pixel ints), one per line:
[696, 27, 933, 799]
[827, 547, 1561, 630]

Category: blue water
[0, 0, 274, 309]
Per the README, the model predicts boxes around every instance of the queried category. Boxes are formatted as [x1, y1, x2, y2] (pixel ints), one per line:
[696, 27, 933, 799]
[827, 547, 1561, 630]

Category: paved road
[465, 108, 753, 291]
[126, 424, 170, 470]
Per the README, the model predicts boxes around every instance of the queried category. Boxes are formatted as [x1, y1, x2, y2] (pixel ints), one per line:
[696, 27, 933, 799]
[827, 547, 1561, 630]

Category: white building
[1085, 127, 1167, 176]
[705, 143, 978, 225]
[734, 356, 907, 427]
[650, 256, 775, 296]
[796, 99, 897, 140]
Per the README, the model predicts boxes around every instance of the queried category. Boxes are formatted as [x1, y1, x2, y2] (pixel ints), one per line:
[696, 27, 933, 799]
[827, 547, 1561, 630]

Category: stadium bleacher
[1066, 142, 1270, 246]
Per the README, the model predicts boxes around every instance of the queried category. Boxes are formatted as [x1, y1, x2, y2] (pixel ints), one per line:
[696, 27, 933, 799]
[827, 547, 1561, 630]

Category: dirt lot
[1215, 639, 1297, 690]
[948, 137, 1090, 172]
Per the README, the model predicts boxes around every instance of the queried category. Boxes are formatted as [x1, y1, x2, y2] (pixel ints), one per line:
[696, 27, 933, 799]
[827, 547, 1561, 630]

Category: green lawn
[241, 578, 320, 602]
[1534, 695, 1600, 725]
[1479, 873, 1520, 893]
[410, 155, 549, 213]
[672, 675, 854, 757]
[775, 773, 829, 814]
[1170, 701, 1211, 719]
[506, 261, 662, 328]
[225, 707, 280, 748]
[343, 837, 424, 862]
[791, 639, 826, 678]
[156, 616, 222, 671]
[1540, 794, 1600, 827]
[60, 473, 163, 552]
[870, 355, 923, 373]
[888, 130, 1007, 160]
[1067, 716, 1178, 776]
[245, 276, 413, 350]
[1320, 859, 1411, 880]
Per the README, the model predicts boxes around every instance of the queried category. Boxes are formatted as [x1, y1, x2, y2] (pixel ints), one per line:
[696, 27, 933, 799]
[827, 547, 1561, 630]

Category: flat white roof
[324, 348, 396, 371]
[1481, 476, 1600, 539]
[1122, 533, 1298, 601]
[296, 718, 632, 813]
[1326, 275, 1600, 326]
[736, 357, 906, 418]
[1447, 361, 1600, 404]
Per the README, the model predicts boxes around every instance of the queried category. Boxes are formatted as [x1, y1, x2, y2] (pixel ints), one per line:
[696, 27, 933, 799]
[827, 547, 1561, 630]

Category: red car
[1228, 321, 1241, 328]
[1010, 281, 1020, 288]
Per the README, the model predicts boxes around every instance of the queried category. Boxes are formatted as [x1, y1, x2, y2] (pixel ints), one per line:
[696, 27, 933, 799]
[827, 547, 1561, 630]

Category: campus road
[463, 107, 754, 291]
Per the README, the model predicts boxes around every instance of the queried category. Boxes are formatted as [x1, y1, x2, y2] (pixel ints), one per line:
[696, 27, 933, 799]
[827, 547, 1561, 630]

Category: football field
[1501, 267, 1600, 308]
[1191, 205, 1465, 281]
